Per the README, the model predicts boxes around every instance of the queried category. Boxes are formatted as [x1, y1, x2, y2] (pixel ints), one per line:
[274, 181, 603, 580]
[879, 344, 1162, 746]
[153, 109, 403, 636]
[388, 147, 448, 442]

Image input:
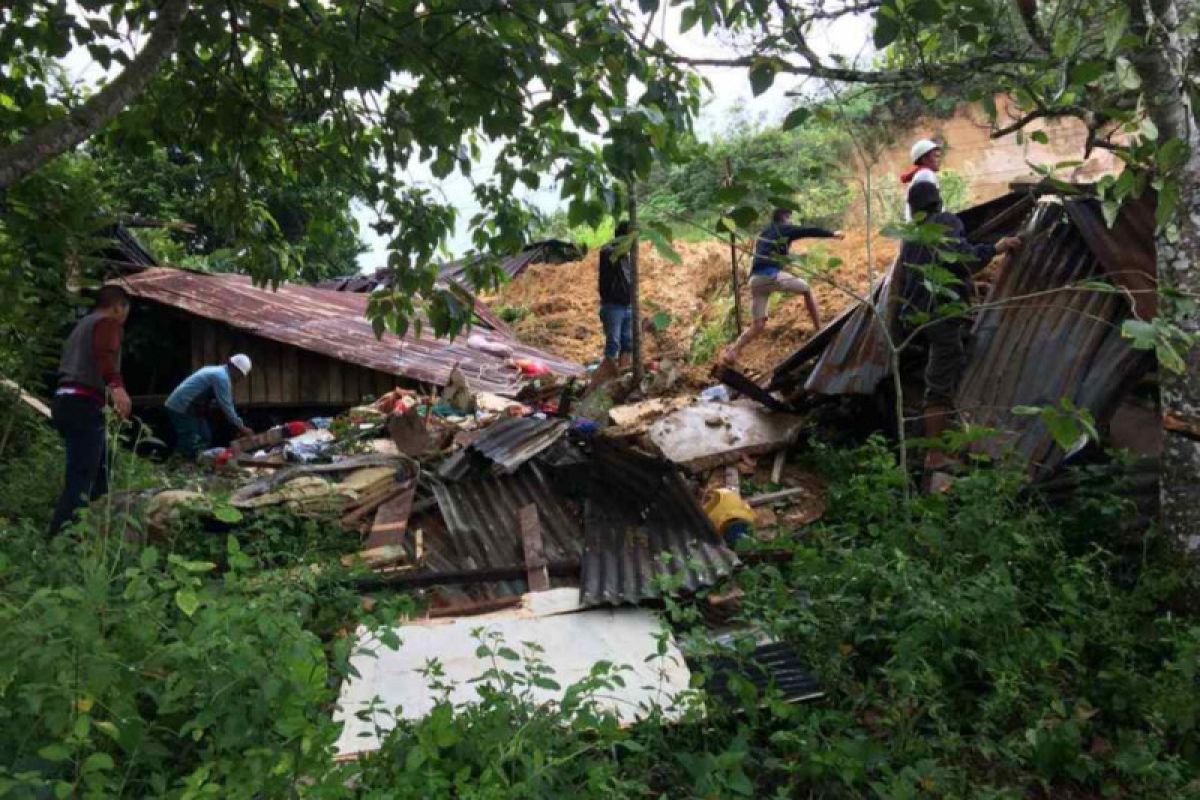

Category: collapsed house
[769, 183, 1158, 478]
[115, 267, 584, 408]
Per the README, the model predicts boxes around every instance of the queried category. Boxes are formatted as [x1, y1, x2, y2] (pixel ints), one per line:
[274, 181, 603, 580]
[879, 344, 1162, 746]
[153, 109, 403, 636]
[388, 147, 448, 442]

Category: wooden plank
[202, 319, 218, 365]
[328, 357, 344, 405]
[518, 504, 550, 592]
[266, 342, 284, 405]
[231, 331, 251, 405]
[190, 319, 203, 372]
[278, 344, 299, 406]
[365, 482, 415, 550]
[299, 350, 324, 406]
[251, 338, 269, 405]
[314, 353, 332, 405]
[0, 379, 51, 419]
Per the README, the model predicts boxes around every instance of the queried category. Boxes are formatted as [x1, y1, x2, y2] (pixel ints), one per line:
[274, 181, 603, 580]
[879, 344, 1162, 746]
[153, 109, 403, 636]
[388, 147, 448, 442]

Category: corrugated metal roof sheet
[116, 268, 584, 395]
[774, 189, 1038, 397]
[767, 186, 1157, 477]
[438, 417, 571, 480]
[425, 462, 585, 580]
[580, 443, 739, 606]
[956, 198, 1155, 475]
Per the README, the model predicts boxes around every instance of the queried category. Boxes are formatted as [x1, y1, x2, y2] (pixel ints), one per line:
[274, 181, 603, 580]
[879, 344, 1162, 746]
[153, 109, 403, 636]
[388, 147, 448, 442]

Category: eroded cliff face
[867, 96, 1121, 204]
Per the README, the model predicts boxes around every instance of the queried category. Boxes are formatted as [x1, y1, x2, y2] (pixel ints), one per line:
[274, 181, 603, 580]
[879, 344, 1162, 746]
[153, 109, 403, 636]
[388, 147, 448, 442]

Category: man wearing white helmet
[164, 354, 254, 458]
[901, 138, 943, 220]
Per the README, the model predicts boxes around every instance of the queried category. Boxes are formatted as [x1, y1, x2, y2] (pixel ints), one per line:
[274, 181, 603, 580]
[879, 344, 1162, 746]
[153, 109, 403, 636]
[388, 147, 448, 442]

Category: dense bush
[1, 421, 1197, 797]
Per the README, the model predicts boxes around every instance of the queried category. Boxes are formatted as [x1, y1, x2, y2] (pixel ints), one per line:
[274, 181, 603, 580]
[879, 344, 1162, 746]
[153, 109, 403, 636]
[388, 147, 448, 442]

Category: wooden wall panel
[176, 317, 412, 408]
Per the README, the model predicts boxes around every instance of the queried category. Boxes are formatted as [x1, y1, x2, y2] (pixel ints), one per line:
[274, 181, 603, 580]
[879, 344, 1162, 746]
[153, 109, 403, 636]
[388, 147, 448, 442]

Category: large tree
[661, 0, 1198, 537]
[0, 1, 699, 328]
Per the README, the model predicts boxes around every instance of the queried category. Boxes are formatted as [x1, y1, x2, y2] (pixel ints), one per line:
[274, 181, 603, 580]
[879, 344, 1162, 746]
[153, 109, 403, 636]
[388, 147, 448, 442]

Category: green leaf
[1068, 61, 1107, 85]
[1140, 118, 1159, 141]
[1155, 179, 1179, 228]
[874, 7, 901, 48]
[82, 753, 115, 773]
[1115, 57, 1141, 90]
[714, 184, 750, 205]
[729, 205, 760, 228]
[37, 744, 71, 763]
[175, 588, 200, 618]
[1030, 130, 1050, 144]
[748, 63, 775, 97]
[1121, 319, 1157, 350]
[212, 504, 242, 524]
[781, 106, 810, 131]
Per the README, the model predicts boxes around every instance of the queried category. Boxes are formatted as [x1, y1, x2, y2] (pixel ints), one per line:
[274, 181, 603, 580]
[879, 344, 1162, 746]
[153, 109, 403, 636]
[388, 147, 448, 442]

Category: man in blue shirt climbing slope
[165, 354, 255, 458]
[722, 208, 841, 365]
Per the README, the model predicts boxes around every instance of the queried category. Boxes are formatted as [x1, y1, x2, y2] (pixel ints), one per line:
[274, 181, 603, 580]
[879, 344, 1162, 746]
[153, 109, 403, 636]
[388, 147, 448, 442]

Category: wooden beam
[518, 504, 550, 592]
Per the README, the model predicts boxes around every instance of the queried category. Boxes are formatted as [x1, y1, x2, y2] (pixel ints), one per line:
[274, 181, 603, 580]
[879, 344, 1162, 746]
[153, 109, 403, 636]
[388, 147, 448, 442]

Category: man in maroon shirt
[48, 285, 132, 534]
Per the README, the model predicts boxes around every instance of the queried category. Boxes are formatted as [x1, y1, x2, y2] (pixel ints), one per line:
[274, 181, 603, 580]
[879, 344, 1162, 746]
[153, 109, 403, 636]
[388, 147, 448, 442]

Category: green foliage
[2, 415, 1198, 798]
[496, 304, 531, 325]
[637, 116, 854, 233]
[3, 1, 701, 339]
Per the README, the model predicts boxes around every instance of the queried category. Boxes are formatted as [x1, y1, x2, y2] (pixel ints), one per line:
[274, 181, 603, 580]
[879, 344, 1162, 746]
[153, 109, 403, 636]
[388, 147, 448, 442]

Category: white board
[333, 604, 691, 758]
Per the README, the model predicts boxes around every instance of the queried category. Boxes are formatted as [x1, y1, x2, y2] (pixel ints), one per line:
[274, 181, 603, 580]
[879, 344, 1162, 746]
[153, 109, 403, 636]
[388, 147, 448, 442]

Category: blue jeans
[599, 304, 632, 359]
[168, 408, 212, 459]
[49, 395, 108, 535]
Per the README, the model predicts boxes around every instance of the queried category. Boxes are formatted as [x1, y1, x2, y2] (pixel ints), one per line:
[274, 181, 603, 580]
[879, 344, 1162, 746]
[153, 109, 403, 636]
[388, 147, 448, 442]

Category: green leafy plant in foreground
[2, 425, 1198, 798]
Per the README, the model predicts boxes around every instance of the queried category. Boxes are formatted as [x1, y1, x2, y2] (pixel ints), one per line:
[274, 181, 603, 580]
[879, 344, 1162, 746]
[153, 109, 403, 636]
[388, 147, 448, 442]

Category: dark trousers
[921, 318, 969, 408]
[168, 408, 212, 459]
[49, 395, 108, 535]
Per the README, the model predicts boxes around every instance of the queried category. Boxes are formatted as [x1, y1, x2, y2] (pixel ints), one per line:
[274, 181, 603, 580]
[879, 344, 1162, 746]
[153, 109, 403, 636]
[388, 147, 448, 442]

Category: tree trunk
[628, 183, 644, 385]
[0, 0, 191, 189]
[1129, 0, 1200, 544]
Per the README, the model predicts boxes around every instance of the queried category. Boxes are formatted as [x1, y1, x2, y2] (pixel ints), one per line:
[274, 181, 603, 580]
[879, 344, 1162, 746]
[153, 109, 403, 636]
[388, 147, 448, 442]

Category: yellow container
[703, 488, 755, 535]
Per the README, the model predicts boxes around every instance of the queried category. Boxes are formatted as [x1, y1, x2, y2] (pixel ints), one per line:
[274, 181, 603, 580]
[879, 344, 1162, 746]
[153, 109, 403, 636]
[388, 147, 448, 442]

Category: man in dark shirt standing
[898, 181, 1022, 478]
[597, 220, 634, 370]
[722, 208, 841, 365]
[49, 285, 133, 534]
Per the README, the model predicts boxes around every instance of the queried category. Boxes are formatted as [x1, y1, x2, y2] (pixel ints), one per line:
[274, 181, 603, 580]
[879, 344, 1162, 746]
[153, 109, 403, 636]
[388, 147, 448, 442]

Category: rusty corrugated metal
[439, 417, 571, 480]
[956, 198, 1155, 475]
[420, 463, 585, 600]
[767, 186, 1156, 477]
[776, 190, 1037, 396]
[580, 443, 739, 606]
[116, 268, 584, 395]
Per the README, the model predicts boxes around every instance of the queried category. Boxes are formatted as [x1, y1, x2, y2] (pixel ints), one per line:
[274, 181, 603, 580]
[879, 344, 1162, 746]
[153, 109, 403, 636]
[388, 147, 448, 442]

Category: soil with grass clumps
[486, 230, 895, 386]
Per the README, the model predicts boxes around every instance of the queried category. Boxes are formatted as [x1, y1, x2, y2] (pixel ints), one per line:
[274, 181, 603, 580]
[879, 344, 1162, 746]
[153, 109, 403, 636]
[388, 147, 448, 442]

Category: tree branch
[0, 0, 191, 190]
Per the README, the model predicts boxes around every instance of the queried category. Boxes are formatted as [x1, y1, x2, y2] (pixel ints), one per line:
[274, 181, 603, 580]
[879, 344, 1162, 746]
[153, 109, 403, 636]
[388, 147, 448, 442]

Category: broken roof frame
[768, 182, 1158, 477]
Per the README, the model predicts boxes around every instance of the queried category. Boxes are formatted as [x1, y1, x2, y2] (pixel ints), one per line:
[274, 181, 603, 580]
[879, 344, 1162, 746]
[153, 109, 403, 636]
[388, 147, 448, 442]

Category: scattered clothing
[599, 303, 633, 359]
[748, 272, 810, 320]
[749, 222, 837, 279]
[48, 394, 108, 535]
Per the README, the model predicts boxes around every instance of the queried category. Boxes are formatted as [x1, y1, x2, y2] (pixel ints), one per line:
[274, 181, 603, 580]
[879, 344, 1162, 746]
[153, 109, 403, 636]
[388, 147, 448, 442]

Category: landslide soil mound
[487, 230, 896, 385]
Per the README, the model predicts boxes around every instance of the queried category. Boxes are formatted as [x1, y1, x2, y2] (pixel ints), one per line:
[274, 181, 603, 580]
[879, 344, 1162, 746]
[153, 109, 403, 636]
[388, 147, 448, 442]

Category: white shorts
[749, 273, 810, 319]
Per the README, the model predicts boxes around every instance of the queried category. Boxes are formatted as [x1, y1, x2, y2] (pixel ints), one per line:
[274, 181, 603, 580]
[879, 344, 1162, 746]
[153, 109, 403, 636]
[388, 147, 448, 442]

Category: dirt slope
[488, 230, 896, 383]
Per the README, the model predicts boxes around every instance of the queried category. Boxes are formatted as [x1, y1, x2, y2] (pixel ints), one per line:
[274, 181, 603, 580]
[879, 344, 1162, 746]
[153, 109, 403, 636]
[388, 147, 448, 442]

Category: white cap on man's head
[229, 354, 252, 375]
[910, 138, 941, 163]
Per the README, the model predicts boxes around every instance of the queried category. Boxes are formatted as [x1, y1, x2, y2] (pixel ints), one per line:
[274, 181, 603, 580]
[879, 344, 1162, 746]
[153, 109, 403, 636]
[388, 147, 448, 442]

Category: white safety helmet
[229, 354, 252, 375]
[910, 138, 941, 163]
